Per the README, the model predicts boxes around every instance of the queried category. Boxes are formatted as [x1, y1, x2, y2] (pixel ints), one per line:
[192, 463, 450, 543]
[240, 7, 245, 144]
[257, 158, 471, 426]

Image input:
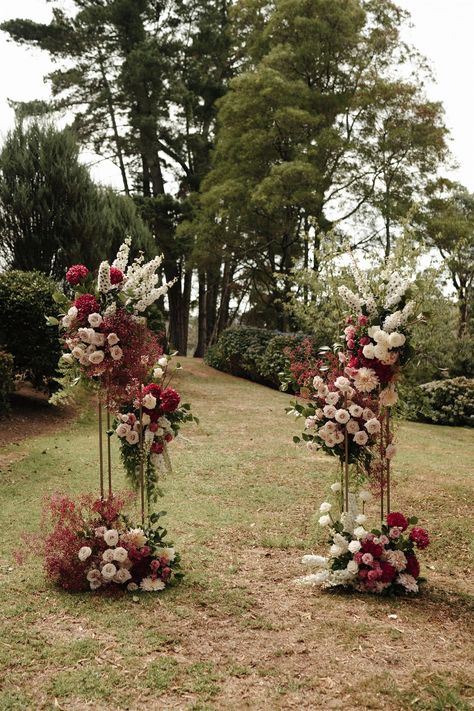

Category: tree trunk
[206, 268, 220, 346]
[194, 271, 207, 357]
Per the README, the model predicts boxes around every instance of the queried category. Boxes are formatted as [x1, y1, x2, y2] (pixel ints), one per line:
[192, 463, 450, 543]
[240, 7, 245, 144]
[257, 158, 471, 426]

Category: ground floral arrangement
[287, 259, 430, 595]
[38, 493, 182, 593]
[36, 239, 196, 594]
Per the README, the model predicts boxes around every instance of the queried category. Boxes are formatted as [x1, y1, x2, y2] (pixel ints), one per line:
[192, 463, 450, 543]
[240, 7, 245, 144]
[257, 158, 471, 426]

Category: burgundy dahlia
[409, 527, 430, 549]
[66, 264, 89, 285]
[160, 387, 180, 413]
[74, 293, 100, 322]
[386, 512, 409, 531]
[405, 553, 420, 578]
[110, 266, 124, 285]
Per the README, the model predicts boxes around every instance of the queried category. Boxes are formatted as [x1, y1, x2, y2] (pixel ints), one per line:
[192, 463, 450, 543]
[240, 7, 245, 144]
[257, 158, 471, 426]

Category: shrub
[205, 327, 276, 384]
[0, 270, 61, 388]
[258, 334, 306, 388]
[205, 327, 322, 392]
[0, 350, 14, 415]
[401, 377, 474, 427]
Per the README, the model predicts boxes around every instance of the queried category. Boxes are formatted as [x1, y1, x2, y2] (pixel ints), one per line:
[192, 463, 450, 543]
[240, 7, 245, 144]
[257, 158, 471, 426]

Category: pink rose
[362, 553, 373, 565]
[389, 526, 402, 539]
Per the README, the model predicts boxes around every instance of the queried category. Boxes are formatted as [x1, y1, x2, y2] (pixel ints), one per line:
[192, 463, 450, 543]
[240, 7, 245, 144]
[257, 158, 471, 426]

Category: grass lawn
[0, 358, 473, 710]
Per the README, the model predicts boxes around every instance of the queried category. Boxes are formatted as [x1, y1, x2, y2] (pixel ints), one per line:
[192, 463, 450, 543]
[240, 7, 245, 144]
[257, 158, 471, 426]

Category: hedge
[401, 377, 474, 427]
[0, 350, 14, 416]
[0, 270, 61, 388]
[205, 327, 315, 391]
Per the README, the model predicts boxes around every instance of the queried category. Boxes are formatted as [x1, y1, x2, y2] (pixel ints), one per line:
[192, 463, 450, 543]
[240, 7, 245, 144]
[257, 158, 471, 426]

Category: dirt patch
[0, 384, 77, 448]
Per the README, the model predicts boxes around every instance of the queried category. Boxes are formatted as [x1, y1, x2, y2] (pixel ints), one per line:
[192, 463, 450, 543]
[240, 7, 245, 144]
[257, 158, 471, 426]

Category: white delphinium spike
[383, 310, 402, 333]
[351, 257, 375, 303]
[112, 237, 132, 271]
[365, 295, 378, 316]
[338, 285, 362, 314]
[400, 300, 415, 324]
[98, 262, 111, 293]
[301, 555, 329, 567]
[296, 570, 330, 586]
[384, 271, 410, 310]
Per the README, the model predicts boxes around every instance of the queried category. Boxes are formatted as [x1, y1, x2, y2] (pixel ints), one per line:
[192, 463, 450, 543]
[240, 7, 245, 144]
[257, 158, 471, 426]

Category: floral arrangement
[36, 493, 182, 593]
[298, 485, 429, 595]
[35, 239, 195, 596]
[116, 354, 197, 501]
[287, 259, 429, 596]
[49, 238, 174, 400]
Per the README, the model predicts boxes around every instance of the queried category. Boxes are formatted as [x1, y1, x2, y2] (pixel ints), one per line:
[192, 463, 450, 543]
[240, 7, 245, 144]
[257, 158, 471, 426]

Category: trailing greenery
[401, 377, 474, 427]
[0, 270, 61, 388]
[0, 350, 14, 416]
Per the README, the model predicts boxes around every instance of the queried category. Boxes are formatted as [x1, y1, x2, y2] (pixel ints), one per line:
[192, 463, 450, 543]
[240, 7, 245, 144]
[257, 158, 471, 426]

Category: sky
[0, 0, 474, 190]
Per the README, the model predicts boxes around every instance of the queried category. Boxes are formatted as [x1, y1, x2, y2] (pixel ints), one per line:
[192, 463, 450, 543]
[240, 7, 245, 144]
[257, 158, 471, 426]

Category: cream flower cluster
[78, 526, 174, 592]
[67, 317, 122, 368]
[306, 376, 377, 450]
[116, 412, 173, 449]
[80, 527, 135, 591]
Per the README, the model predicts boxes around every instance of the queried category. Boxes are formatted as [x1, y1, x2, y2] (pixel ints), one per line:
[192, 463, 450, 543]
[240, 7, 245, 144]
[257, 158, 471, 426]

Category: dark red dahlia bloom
[151, 442, 164, 454]
[380, 562, 397, 583]
[143, 383, 162, 400]
[386, 512, 409, 531]
[361, 539, 384, 559]
[66, 264, 89, 285]
[160, 387, 180, 412]
[110, 267, 124, 285]
[405, 553, 420, 578]
[164, 432, 173, 443]
[409, 527, 430, 549]
[74, 293, 100, 322]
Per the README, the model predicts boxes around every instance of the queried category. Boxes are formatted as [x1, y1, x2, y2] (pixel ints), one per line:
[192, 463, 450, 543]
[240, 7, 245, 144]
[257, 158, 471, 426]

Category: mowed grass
[0, 358, 473, 710]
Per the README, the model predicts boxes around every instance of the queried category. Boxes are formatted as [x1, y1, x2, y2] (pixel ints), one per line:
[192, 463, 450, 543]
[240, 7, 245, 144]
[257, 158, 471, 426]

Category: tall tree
[1, 0, 234, 354]
[190, 0, 448, 334]
[417, 179, 474, 339]
[0, 119, 152, 277]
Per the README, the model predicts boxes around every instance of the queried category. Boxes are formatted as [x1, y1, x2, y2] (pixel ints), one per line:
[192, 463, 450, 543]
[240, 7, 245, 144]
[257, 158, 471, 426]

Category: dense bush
[258, 334, 305, 387]
[205, 327, 276, 383]
[205, 327, 320, 391]
[0, 350, 14, 415]
[0, 270, 61, 388]
[401, 377, 474, 427]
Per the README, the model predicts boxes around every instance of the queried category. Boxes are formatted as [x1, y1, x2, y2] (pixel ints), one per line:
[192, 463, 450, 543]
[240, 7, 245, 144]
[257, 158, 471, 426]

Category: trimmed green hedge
[401, 377, 474, 427]
[205, 327, 309, 390]
[0, 350, 14, 415]
[205, 327, 276, 384]
[0, 270, 61, 388]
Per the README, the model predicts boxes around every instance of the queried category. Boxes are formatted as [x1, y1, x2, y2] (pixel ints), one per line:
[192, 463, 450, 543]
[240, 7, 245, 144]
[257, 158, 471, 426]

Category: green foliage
[205, 327, 319, 391]
[0, 350, 14, 416]
[205, 327, 276, 383]
[415, 179, 474, 338]
[0, 271, 61, 388]
[258, 333, 302, 387]
[401, 377, 474, 427]
[0, 121, 153, 278]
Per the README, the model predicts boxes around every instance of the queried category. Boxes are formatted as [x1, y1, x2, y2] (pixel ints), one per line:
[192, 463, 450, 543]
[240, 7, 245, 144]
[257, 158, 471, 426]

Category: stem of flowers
[106, 405, 112, 497]
[139, 398, 145, 525]
[386, 408, 391, 515]
[339, 461, 344, 514]
[98, 393, 104, 500]
[379, 407, 384, 522]
[344, 394, 349, 512]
